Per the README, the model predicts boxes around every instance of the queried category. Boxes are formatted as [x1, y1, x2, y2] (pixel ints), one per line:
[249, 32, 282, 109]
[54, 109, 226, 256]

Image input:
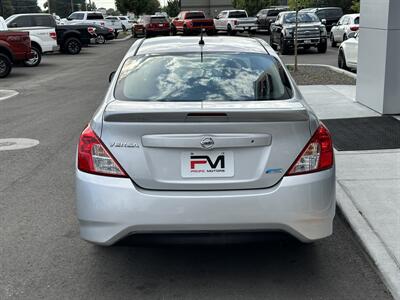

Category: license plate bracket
[181, 151, 234, 178]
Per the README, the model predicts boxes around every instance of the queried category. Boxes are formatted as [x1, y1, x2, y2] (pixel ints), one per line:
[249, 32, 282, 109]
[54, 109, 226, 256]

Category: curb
[336, 182, 400, 299]
[0, 90, 19, 102]
[112, 35, 133, 42]
[286, 63, 357, 79]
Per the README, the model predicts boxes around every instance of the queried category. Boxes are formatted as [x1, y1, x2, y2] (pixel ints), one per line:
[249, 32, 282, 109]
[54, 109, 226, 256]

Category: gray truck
[270, 11, 328, 54]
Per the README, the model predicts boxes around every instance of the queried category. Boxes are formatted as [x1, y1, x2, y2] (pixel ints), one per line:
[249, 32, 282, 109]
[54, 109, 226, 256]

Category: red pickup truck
[171, 11, 215, 36]
[0, 30, 33, 78]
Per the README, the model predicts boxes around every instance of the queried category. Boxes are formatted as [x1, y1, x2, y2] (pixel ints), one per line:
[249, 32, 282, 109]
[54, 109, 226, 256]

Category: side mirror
[348, 32, 356, 39]
[109, 71, 116, 83]
[215, 16, 219, 20]
[66, 17, 72, 21]
[321, 19, 327, 25]
[332, 22, 337, 26]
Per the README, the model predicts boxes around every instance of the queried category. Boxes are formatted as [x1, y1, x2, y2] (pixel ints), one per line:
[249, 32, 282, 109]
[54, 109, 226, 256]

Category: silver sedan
[76, 36, 335, 245]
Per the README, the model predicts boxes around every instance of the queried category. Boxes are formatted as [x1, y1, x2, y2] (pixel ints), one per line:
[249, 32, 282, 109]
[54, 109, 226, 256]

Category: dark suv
[270, 11, 328, 55]
[256, 7, 288, 34]
[300, 7, 343, 32]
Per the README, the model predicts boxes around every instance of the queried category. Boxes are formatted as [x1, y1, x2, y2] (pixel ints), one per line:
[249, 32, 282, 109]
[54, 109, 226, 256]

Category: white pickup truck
[214, 10, 258, 35]
[5, 13, 58, 67]
[65, 11, 122, 36]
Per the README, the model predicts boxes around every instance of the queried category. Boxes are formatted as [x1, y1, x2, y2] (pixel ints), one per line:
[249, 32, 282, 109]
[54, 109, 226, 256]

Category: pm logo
[190, 155, 225, 171]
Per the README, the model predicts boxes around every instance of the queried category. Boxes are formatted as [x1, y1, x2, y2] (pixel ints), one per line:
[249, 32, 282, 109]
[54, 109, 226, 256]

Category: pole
[294, 0, 298, 72]
[48, 0, 51, 14]
[71, 0, 73, 14]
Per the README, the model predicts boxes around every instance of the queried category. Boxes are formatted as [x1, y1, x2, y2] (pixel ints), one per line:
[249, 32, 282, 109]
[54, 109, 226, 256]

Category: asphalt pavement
[254, 32, 339, 67]
[0, 38, 391, 299]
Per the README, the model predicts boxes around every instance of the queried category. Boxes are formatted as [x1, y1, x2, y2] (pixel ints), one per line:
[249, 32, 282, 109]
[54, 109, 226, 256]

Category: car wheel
[96, 34, 106, 44]
[279, 37, 289, 55]
[0, 53, 12, 78]
[23, 45, 42, 67]
[227, 24, 237, 36]
[171, 25, 177, 36]
[183, 26, 190, 36]
[133, 30, 137, 38]
[114, 30, 119, 38]
[122, 25, 126, 31]
[65, 37, 82, 55]
[343, 34, 347, 42]
[338, 49, 349, 70]
[330, 33, 337, 47]
[317, 40, 327, 53]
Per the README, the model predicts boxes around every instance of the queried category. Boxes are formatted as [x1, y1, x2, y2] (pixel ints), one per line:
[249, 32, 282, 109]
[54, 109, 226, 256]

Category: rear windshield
[87, 13, 104, 20]
[354, 17, 359, 24]
[267, 10, 280, 17]
[229, 11, 247, 18]
[115, 53, 293, 101]
[185, 12, 205, 19]
[284, 12, 319, 23]
[150, 17, 167, 23]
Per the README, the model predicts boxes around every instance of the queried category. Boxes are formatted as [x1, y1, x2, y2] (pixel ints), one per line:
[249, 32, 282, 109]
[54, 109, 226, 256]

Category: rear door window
[354, 17, 360, 24]
[115, 53, 293, 102]
[34, 15, 55, 27]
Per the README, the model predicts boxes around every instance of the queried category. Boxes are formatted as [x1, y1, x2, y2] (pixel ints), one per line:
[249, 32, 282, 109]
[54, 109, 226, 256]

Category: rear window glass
[267, 10, 280, 17]
[354, 17, 359, 24]
[185, 12, 205, 19]
[150, 17, 167, 23]
[87, 13, 104, 20]
[229, 11, 247, 18]
[115, 53, 293, 102]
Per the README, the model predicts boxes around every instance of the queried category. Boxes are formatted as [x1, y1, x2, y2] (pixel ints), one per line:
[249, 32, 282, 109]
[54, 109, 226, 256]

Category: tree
[351, 0, 359, 12]
[10, 0, 40, 14]
[115, 0, 160, 16]
[233, 0, 283, 17]
[87, 1, 97, 11]
[106, 8, 121, 15]
[163, 0, 179, 17]
[1, 0, 15, 18]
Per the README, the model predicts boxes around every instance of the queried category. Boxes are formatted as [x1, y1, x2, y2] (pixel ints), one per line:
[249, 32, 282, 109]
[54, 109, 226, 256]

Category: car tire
[330, 33, 337, 47]
[227, 24, 237, 36]
[114, 30, 119, 39]
[171, 25, 177, 36]
[23, 45, 42, 67]
[133, 30, 137, 38]
[279, 38, 289, 55]
[343, 34, 347, 42]
[338, 49, 349, 70]
[0, 53, 12, 78]
[317, 40, 328, 53]
[183, 26, 190, 36]
[122, 25, 126, 31]
[64, 37, 82, 55]
[96, 34, 106, 44]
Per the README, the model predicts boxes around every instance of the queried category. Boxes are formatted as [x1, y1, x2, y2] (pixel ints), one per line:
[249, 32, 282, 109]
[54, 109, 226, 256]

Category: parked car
[56, 24, 97, 54]
[171, 11, 215, 35]
[214, 10, 258, 35]
[338, 31, 358, 71]
[133, 15, 170, 38]
[256, 7, 288, 34]
[0, 17, 33, 77]
[104, 16, 123, 33]
[330, 13, 360, 47]
[270, 11, 328, 54]
[91, 25, 115, 44]
[5, 13, 58, 67]
[116, 16, 133, 31]
[300, 7, 343, 32]
[76, 36, 335, 246]
[65, 11, 120, 37]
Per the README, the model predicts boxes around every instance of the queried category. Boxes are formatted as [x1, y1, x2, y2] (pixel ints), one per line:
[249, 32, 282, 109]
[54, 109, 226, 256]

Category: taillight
[87, 26, 96, 34]
[350, 25, 359, 31]
[49, 32, 57, 40]
[108, 28, 113, 32]
[77, 126, 128, 177]
[286, 124, 333, 176]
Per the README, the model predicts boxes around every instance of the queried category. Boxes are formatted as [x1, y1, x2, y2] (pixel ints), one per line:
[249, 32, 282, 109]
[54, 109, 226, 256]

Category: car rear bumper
[284, 37, 327, 47]
[76, 167, 335, 245]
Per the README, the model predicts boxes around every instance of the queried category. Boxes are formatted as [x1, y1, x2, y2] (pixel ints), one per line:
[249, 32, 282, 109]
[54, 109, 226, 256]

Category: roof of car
[130, 36, 270, 56]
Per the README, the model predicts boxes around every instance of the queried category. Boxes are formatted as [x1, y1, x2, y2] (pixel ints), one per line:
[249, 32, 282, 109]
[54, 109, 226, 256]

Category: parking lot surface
[255, 32, 339, 66]
[0, 39, 391, 299]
